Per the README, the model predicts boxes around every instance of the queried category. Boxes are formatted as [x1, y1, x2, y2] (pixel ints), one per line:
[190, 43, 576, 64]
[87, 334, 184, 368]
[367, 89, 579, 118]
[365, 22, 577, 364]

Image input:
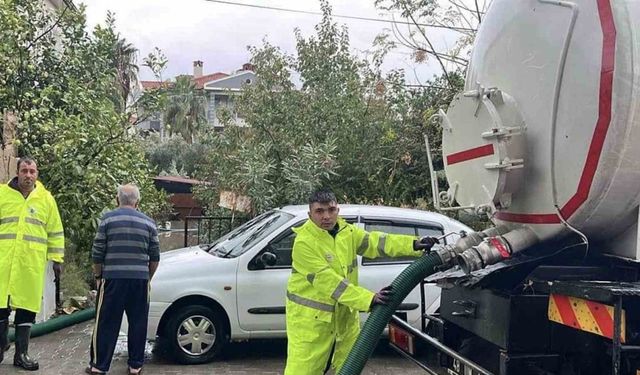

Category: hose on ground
[8, 307, 96, 342]
[338, 252, 444, 375]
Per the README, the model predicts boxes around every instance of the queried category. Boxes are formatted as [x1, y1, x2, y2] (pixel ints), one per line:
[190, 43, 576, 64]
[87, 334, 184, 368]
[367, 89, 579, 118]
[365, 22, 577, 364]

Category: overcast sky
[79, 0, 457, 83]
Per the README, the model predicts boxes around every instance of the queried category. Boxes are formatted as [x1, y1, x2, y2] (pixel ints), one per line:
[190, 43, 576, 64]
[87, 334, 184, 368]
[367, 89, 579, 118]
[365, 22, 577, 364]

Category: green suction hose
[338, 252, 444, 375]
[8, 307, 96, 342]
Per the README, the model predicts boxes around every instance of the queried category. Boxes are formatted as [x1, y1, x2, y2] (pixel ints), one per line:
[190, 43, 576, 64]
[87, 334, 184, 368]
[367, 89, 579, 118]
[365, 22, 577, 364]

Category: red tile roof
[193, 72, 229, 89]
[141, 71, 229, 91]
[140, 81, 172, 90]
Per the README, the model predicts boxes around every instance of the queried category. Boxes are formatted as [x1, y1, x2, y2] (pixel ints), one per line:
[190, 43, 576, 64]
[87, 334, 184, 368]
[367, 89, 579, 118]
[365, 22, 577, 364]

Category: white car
[136, 205, 470, 364]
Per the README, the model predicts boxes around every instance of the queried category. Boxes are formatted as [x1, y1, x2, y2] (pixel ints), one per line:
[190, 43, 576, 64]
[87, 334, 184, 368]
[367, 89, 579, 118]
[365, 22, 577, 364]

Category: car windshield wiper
[211, 246, 230, 256]
[206, 213, 276, 253]
[240, 216, 280, 247]
[205, 239, 224, 252]
[218, 216, 280, 258]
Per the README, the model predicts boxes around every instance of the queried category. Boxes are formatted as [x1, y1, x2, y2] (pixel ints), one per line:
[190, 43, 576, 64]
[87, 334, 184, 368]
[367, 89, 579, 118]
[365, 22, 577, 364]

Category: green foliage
[195, 0, 465, 215]
[133, 48, 169, 128]
[375, 0, 438, 18]
[143, 135, 205, 177]
[143, 47, 168, 82]
[0, 0, 170, 255]
[164, 75, 208, 144]
[60, 242, 90, 298]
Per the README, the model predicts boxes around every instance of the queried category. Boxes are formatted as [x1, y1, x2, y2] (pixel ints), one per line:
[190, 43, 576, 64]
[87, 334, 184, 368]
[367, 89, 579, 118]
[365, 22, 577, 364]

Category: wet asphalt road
[0, 320, 428, 374]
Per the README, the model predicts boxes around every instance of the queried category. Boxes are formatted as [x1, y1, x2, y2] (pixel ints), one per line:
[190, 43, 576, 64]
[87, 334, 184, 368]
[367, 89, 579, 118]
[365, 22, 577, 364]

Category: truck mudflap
[388, 315, 493, 375]
[548, 293, 626, 342]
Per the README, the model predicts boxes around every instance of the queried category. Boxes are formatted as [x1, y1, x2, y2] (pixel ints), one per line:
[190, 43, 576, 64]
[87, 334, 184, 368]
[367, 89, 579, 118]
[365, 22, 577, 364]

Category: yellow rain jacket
[284, 217, 420, 375]
[0, 180, 65, 313]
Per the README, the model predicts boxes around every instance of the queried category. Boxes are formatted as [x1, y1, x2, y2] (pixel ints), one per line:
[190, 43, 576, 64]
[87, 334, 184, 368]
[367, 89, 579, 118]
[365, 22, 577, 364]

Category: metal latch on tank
[426, 84, 526, 214]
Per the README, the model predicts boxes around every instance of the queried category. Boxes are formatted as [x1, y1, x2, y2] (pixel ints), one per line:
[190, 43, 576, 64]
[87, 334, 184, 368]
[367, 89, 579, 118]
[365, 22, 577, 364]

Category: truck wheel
[164, 305, 228, 364]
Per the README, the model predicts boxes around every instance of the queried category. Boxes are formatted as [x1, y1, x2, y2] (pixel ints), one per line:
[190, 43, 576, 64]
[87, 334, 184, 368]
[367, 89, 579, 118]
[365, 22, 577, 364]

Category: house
[138, 61, 257, 136]
[44, 0, 75, 10]
[201, 62, 256, 130]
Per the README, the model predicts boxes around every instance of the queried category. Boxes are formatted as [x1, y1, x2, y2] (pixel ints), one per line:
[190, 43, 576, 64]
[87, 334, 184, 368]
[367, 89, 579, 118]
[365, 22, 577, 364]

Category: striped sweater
[91, 207, 160, 279]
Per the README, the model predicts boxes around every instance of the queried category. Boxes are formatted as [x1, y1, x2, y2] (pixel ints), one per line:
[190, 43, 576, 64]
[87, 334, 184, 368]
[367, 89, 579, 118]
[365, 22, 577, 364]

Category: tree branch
[448, 0, 476, 31]
[400, 0, 454, 87]
[26, 5, 69, 51]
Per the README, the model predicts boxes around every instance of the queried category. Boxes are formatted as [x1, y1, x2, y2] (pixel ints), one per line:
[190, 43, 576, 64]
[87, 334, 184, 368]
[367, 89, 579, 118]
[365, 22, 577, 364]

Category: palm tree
[164, 76, 208, 143]
[112, 38, 139, 113]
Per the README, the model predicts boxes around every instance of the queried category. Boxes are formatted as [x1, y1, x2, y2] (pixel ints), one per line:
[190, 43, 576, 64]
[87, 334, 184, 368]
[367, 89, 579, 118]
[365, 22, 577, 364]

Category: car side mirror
[257, 251, 277, 268]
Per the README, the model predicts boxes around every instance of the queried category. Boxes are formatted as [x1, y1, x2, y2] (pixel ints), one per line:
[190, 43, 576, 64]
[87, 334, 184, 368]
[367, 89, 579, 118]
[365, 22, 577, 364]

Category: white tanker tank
[429, 0, 640, 273]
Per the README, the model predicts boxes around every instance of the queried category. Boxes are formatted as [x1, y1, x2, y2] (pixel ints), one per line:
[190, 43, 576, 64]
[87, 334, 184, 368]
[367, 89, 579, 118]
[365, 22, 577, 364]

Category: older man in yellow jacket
[284, 189, 438, 375]
[0, 157, 64, 371]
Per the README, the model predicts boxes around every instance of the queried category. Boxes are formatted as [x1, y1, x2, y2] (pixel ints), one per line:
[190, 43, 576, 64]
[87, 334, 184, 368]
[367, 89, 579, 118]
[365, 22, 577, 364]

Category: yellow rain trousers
[0, 181, 65, 313]
[284, 217, 419, 374]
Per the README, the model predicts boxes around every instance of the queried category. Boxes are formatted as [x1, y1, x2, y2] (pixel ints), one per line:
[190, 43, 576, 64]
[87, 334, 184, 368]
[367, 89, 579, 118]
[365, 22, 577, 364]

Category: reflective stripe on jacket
[0, 181, 65, 312]
[286, 217, 419, 322]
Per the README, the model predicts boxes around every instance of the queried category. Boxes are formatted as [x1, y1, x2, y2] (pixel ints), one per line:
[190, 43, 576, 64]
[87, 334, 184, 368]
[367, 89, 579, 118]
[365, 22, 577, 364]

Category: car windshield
[206, 210, 294, 258]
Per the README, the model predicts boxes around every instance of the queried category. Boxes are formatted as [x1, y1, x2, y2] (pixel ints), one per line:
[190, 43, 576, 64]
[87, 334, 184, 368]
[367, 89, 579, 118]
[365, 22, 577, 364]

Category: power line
[202, 0, 475, 33]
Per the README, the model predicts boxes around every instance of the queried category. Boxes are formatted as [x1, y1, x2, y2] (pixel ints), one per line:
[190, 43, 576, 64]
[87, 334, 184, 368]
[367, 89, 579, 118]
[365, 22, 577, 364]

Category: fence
[182, 215, 249, 247]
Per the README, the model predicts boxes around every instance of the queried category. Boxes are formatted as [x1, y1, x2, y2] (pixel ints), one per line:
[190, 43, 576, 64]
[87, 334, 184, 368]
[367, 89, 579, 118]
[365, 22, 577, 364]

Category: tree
[374, 0, 487, 88]
[195, 0, 457, 214]
[164, 76, 208, 144]
[112, 34, 139, 113]
[129, 47, 169, 132]
[143, 135, 205, 177]
[0, 0, 170, 266]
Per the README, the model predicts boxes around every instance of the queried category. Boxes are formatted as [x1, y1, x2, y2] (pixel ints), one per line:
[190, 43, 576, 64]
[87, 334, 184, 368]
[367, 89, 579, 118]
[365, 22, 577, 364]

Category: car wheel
[165, 305, 228, 364]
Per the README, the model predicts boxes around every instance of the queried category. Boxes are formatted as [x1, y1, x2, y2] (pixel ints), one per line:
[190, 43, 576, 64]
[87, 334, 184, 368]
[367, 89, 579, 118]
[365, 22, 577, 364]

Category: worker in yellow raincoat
[0, 157, 64, 371]
[284, 189, 438, 375]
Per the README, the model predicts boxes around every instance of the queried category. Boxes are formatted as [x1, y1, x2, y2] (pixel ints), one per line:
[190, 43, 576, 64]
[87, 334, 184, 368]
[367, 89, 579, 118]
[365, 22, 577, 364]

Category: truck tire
[164, 305, 228, 364]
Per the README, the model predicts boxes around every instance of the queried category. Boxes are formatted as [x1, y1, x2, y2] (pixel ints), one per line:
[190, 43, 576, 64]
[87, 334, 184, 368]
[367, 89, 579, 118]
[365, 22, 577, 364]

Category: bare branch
[404, 83, 450, 89]
[391, 16, 422, 50]
[410, 66, 425, 87]
[446, 0, 479, 16]
[26, 5, 69, 51]
[399, 0, 454, 87]
[448, 0, 476, 31]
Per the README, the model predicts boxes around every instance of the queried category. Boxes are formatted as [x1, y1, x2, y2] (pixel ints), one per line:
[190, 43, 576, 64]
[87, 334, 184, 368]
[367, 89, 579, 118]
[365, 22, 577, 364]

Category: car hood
[154, 246, 235, 281]
[159, 246, 213, 265]
[152, 246, 238, 302]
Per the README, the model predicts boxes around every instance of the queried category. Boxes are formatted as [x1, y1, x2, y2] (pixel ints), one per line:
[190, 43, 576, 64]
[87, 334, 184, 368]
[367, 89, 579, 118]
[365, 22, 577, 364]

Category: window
[264, 229, 297, 268]
[361, 220, 443, 265]
[255, 216, 358, 269]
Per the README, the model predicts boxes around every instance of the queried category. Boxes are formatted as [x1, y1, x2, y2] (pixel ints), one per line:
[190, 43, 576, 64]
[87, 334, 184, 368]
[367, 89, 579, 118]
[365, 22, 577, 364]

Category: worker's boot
[0, 319, 9, 364]
[13, 325, 39, 371]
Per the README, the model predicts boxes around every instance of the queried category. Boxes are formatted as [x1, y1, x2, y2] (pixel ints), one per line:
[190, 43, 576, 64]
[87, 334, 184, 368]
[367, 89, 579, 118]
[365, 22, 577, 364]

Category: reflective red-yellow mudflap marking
[548, 293, 625, 342]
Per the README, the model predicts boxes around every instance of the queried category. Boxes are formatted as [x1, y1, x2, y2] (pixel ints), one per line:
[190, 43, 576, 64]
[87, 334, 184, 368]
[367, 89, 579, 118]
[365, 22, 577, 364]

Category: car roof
[277, 204, 471, 231]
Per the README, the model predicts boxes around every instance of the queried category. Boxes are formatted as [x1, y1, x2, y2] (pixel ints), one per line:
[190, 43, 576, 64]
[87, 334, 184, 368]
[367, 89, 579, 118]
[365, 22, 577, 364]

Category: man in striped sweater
[87, 184, 160, 375]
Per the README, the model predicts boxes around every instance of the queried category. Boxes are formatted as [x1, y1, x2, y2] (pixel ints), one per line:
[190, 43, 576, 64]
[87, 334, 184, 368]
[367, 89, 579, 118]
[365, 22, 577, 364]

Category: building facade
[138, 61, 256, 136]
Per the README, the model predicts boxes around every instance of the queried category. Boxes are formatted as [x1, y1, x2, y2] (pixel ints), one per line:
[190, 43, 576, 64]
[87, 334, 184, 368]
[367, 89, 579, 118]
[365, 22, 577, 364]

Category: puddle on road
[113, 335, 155, 361]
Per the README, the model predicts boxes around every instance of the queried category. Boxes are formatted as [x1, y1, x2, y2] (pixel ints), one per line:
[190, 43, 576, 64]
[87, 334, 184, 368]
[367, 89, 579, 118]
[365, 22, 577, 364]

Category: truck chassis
[389, 242, 640, 375]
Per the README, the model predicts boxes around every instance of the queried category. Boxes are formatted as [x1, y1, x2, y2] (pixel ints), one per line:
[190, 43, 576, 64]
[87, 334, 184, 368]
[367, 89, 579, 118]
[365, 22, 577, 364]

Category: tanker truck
[338, 0, 640, 374]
